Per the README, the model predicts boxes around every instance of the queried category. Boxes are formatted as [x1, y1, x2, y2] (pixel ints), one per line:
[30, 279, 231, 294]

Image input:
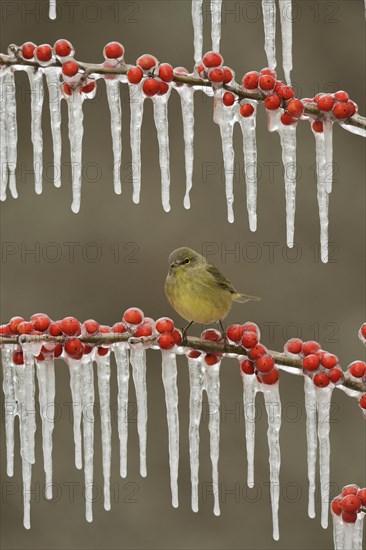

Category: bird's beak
[170, 261, 179, 269]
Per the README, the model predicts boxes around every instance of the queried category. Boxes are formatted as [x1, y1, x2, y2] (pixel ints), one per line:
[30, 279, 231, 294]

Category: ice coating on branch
[323, 119, 333, 194]
[175, 86, 195, 209]
[1, 70, 18, 199]
[313, 130, 329, 263]
[66, 356, 83, 470]
[161, 350, 180, 508]
[45, 68, 62, 187]
[188, 356, 204, 512]
[205, 360, 221, 516]
[241, 371, 259, 488]
[67, 92, 84, 213]
[36, 357, 55, 499]
[129, 83, 145, 204]
[81, 354, 95, 522]
[106, 79, 122, 195]
[211, 0, 222, 52]
[304, 376, 317, 518]
[262, 0, 277, 70]
[152, 91, 172, 212]
[192, 0, 203, 65]
[277, 124, 297, 247]
[315, 385, 333, 529]
[96, 352, 112, 511]
[27, 69, 44, 195]
[340, 120, 366, 138]
[279, 0, 293, 84]
[239, 102, 258, 231]
[114, 343, 130, 478]
[130, 345, 148, 477]
[2, 347, 16, 476]
[49, 0, 56, 19]
[332, 511, 365, 550]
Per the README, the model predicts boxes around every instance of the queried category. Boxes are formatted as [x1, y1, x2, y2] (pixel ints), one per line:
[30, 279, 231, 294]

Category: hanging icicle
[315, 384, 333, 529]
[323, 119, 333, 194]
[129, 83, 145, 204]
[239, 101, 258, 232]
[130, 343, 148, 477]
[66, 355, 83, 470]
[96, 351, 112, 511]
[262, 0, 277, 70]
[175, 85, 195, 209]
[313, 128, 329, 263]
[278, 0, 293, 84]
[105, 78, 122, 195]
[304, 376, 317, 518]
[82, 353, 95, 523]
[188, 355, 204, 512]
[152, 89, 172, 212]
[192, 0, 204, 64]
[276, 123, 297, 248]
[49, 0, 56, 19]
[211, 0, 222, 52]
[27, 68, 44, 195]
[114, 342, 130, 478]
[1, 347, 16, 477]
[2, 69, 18, 199]
[45, 68, 62, 188]
[240, 370, 259, 488]
[204, 358, 221, 516]
[66, 92, 85, 213]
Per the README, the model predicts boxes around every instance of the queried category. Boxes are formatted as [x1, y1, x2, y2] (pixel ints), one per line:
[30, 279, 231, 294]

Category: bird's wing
[206, 264, 238, 294]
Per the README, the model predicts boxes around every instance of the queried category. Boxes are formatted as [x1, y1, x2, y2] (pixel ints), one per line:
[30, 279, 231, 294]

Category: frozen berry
[35, 351, 45, 361]
[134, 322, 153, 337]
[223, 92, 235, 106]
[256, 355, 275, 373]
[65, 338, 84, 358]
[159, 63, 174, 82]
[248, 344, 267, 360]
[0, 324, 11, 335]
[287, 99, 304, 118]
[285, 338, 303, 354]
[54, 39, 73, 57]
[62, 60, 79, 77]
[197, 63, 206, 77]
[340, 494, 361, 513]
[242, 71, 259, 90]
[316, 94, 334, 111]
[361, 323, 366, 340]
[313, 372, 330, 388]
[260, 67, 277, 78]
[13, 351, 24, 365]
[204, 353, 221, 366]
[104, 41, 124, 60]
[342, 485, 359, 497]
[157, 81, 169, 95]
[202, 51, 223, 68]
[137, 54, 158, 71]
[331, 498, 342, 515]
[359, 394, 366, 409]
[84, 319, 100, 334]
[357, 488, 366, 506]
[17, 321, 35, 335]
[54, 343, 63, 358]
[260, 369, 279, 385]
[341, 511, 357, 523]
[240, 104, 255, 117]
[302, 341, 321, 356]
[264, 94, 281, 110]
[329, 367, 343, 384]
[22, 42, 36, 59]
[259, 74, 276, 91]
[158, 333, 175, 350]
[333, 103, 349, 119]
[208, 68, 225, 82]
[188, 350, 201, 359]
[123, 307, 144, 325]
[349, 361, 366, 378]
[143, 78, 159, 96]
[346, 101, 356, 117]
[242, 322, 260, 336]
[97, 346, 109, 356]
[61, 316, 81, 336]
[9, 317, 25, 334]
[31, 313, 51, 332]
[127, 66, 143, 84]
[49, 321, 62, 336]
[302, 354, 320, 371]
[112, 322, 128, 333]
[334, 90, 349, 102]
[35, 44, 53, 63]
[277, 85, 294, 100]
[172, 329, 182, 345]
[226, 324, 245, 343]
[241, 330, 258, 349]
[81, 80, 96, 94]
[281, 112, 296, 125]
[62, 83, 72, 96]
[240, 359, 255, 375]
[201, 329, 222, 342]
[156, 318, 175, 333]
[321, 353, 338, 369]
[222, 67, 233, 83]
[312, 120, 324, 133]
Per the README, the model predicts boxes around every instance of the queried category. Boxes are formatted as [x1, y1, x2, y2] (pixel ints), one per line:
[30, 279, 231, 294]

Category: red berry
[172, 329, 182, 345]
[49, 321, 62, 336]
[134, 322, 153, 337]
[340, 495, 361, 513]
[302, 340, 321, 356]
[240, 359, 255, 375]
[9, 317, 25, 334]
[302, 354, 320, 371]
[334, 90, 349, 102]
[331, 498, 342, 515]
[65, 338, 84, 358]
[277, 85, 294, 100]
[208, 68, 225, 83]
[256, 355, 275, 373]
[112, 322, 128, 333]
[242, 71, 259, 90]
[137, 54, 158, 71]
[226, 324, 245, 343]
[285, 338, 303, 354]
[223, 92, 235, 107]
[222, 67, 233, 84]
[359, 394, 366, 409]
[349, 361, 366, 378]
[159, 63, 174, 82]
[142, 78, 159, 96]
[13, 351, 24, 365]
[123, 308, 144, 325]
[0, 324, 11, 335]
[81, 81, 96, 94]
[54, 39, 73, 57]
[240, 103, 255, 117]
[83, 319, 100, 334]
[35, 44, 52, 63]
[188, 350, 201, 359]
[241, 330, 259, 349]
[259, 74, 276, 91]
[329, 368, 343, 384]
[98, 347, 109, 356]
[260, 369, 280, 385]
[316, 94, 334, 111]
[342, 485, 359, 497]
[17, 321, 35, 335]
[264, 93, 281, 110]
[248, 344, 267, 360]
[313, 372, 330, 388]
[312, 120, 324, 133]
[260, 67, 277, 78]
[63, 83, 72, 96]
[62, 60, 79, 77]
[361, 323, 366, 339]
[83, 345, 94, 355]
[346, 101, 356, 117]
[202, 51, 223, 68]
[321, 353, 338, 369]
[341, 511, 357, 523]
[357, 489, 366, 506]
[104, 41, 124, 59]
[22, 42, 36, 59]
[158, 333, 175, 350]
[127, 66, 144, 84]
[287, 99, 304, 118]
[201, 329, 222, 342]
[54, 343, 63, 358]
[333, 103, 349, 119]
[61, 316, 81, 336]
[242, 322, 260, 335]
[204, 353, 221, 366]
[99, 325, 110, 334]
[197, 63, 206, 77]
[31, 313, 51, 332]
[281, 112, 296, 125]
[156, 318, 175, 333]
[157, 80, 169, 95]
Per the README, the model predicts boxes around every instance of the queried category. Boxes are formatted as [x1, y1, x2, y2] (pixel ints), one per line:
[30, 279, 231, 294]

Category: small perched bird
[164, 247, 260, 334]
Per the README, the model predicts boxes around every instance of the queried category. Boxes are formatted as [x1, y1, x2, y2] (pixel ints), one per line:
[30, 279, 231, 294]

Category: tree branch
[0, 46, 365, 133]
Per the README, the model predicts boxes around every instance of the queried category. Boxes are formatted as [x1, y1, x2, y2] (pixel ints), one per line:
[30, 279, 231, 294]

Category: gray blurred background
[0, 1, 365, 548]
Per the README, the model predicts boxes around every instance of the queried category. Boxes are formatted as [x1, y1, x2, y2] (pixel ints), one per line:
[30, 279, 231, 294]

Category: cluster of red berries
[359, 322, 366, 346]
[186, 328, 224, 366]
[331, 485, 366, 523]
[284, 338, 344, 388]
[309, 91, 358, 133]
[127, 54, 174, 97]
[0, 310, 182, 364]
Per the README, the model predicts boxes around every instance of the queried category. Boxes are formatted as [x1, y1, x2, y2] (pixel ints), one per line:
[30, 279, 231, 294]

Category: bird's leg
[218, 320, 228, 351]
[182, 321, 194, 346]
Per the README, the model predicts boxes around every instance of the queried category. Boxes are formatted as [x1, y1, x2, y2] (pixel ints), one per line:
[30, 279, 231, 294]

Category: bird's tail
[233, 293, 261, 304]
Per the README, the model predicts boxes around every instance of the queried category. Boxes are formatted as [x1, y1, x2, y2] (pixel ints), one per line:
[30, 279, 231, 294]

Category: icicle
[192, 0, 204, 65]
[332, 512, 365, 550]
[161, 350, 179, 508]
[304, 376, 317, 518]
[262, 382, 281, 541]
[129, 84, 145, 204]
[1, 347, 16, 476]
[105, 79, 122, 195]
[114, 343, 130, 478]
[27, 69, 44, 195]
[204, 360, 221, 516]
[239, 102, 258, 231]
[315, 385, 333, 529]
[152, 91, 172, 212]
[175, 86, 195, 209]
[82, 353, 95, 522]
[262, 0, 277, 70]
[3, 69, 18, 199]
[214, 93, 237, 223]
[22, 349, 36, 465]
[277, 123, 297, 247]
[211, 0, 222, 52]
[49, 0, 56, 19]
[45, 68, 62, 187]
[130, 344, 148, 477]
[67, 92, 84, 213]
[278, 0, 293, 84]
[313, 129, 329, 263]
[96, 351, 112, 511]
[0, 71, 8, 201]
[324, 119, 333, 194]
[36, 356, 55, 499]
[67, 356, 83, 470]
[241, 372, 259, 488]
[188, 356, 205, 512]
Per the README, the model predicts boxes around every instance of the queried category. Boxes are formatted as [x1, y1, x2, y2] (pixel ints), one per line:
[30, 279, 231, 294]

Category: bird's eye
[182, 258, 190, 264]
